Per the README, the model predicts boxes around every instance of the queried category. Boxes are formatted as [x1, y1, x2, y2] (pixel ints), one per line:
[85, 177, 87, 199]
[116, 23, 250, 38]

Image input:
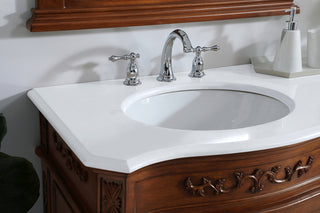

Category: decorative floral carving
[186, 156, 314, 196]
[53, 132, 88, 182]
[185, 177, 229, 196]
[101, 179, 123, 213]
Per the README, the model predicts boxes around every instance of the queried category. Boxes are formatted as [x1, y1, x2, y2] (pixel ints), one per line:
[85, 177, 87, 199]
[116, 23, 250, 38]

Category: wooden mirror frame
[27, 0, 299, 32]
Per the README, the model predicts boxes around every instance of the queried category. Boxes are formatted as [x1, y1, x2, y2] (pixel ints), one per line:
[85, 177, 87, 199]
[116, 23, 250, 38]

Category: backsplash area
[0, 0, 319, 212]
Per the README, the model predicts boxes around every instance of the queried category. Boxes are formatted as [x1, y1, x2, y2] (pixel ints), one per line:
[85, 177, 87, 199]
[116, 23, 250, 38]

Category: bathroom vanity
[28, 65, 320, 212]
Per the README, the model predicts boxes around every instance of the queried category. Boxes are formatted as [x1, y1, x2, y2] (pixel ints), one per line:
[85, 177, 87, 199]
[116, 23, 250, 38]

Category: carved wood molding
[27, 0, 299, 32]
[53, 132, 88, 182]
[39, 113, 49, 154]
[100, 178, 123, 213]
[185, 156, 314, 197]
[42, 168, 51, 213]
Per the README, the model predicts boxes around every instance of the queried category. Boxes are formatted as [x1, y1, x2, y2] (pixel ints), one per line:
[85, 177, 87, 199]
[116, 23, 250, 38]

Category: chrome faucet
[157, 29, 194, 82]
[157, 29, 220, 81]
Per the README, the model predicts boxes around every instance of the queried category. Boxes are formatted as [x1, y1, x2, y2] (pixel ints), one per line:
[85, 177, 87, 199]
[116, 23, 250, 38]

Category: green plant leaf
[0, 113, 7, 148]
[0, 152, 40, 213]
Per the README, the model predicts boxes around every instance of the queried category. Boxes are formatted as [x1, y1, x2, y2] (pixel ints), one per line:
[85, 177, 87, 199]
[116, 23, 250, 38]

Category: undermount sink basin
[122, 86, 293, 130]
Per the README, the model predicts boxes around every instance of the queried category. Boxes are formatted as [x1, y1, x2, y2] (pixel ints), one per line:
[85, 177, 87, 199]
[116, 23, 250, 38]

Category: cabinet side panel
[38, 115, 98, 213]
[42, 163, 51, 213]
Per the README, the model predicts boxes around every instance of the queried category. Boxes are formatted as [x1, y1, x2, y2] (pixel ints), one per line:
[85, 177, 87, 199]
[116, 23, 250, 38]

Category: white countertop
[28, 64, 320, 173]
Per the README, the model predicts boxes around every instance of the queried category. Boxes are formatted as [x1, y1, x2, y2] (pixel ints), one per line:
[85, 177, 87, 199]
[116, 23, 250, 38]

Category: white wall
[0, 0, 319, 212]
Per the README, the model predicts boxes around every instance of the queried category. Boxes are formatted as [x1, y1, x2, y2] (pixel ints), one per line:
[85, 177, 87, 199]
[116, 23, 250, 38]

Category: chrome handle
[192, 45, 220, 57]
[199, 45, 220, 52]
[109, 52, 140, 62]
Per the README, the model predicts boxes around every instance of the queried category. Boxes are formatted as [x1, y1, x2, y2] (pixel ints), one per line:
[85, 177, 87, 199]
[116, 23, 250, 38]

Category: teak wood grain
[27, 0, 299, 32]
[37, 113, 320, 212]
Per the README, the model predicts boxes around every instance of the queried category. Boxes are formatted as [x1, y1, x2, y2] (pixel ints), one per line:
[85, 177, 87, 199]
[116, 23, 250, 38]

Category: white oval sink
[122, 87, 293, 130]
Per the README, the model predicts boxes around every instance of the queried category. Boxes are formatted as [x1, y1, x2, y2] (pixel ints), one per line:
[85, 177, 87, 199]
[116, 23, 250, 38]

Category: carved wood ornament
[101, 179, 123, 213]
[185, 156, 314, 197]
[53, 132, 89, 182]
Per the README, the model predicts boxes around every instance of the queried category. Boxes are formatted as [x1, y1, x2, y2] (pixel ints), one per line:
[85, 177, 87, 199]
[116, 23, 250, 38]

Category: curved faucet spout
[157, 29, 194, 82]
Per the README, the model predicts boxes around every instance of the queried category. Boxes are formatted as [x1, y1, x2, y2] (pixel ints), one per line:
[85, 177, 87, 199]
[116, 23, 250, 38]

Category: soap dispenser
[273, 7, 302, 73]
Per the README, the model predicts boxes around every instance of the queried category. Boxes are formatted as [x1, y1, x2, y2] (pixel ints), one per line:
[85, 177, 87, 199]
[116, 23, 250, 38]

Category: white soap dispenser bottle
[273, 7, 302, 73]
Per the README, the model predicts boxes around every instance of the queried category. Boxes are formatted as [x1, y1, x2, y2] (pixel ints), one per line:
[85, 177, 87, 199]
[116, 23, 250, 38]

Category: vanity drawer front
[126, 138, 320, 213]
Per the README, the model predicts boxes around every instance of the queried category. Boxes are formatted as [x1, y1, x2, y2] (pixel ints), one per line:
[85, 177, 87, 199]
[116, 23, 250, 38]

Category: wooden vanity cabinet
[37, 113, 320, 213]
